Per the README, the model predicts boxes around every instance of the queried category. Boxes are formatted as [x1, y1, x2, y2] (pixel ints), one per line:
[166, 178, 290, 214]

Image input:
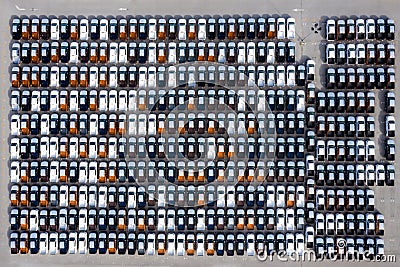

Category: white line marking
[15, 5, 25, 11]
[118, 7, 128, 11]
[292, 8, 305, 12]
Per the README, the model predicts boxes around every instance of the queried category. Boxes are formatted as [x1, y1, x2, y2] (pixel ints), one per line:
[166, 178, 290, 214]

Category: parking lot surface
[1, 0, 400, 267]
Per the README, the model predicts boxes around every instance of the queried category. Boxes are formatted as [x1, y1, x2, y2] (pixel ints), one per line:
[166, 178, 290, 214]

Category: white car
[286, 18, 296, 39]
[286, 65, 296, 86]
[69, 232, 78, 254]
[49, 233, 58, 255]
[139, 66, 147, 88]
[11, 43, 20, 63]
[50, 19, 59, 40]
[39, 232, 49, 255]
[119, 42, 127, 63]
[100, 19, 108, 40]
[109, 42, 118, 63]
[177, 233, 185, 256]
[198, 19, 206, 40]
[80, 19, 89, 40]
[326, 19, 336, 40]
[277, 17, 286, 39]
[276, 65, 285, 86]
[148, 18, 157, 40]
[178, 19, 187, 40]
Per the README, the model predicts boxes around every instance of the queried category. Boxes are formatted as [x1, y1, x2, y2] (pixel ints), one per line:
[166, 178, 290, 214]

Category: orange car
[188, 19, 196, 40]
[59, 137, 69, 158]
[10, 185, 19, 206]
[117, 210, 126, 231]
[40, 186, 49, 206]
[89, 43, 98, 63]
[59, 91, 68, 111]
[206, 235, 215, 255]
[207, 43, 215, 61]
[89, 90, 97, 111]
[31, 43, 40, 63]
[197, 168, 205, 182]
[109, 162, 116, 182]
[227, 18, 235, 39]
[70, 19, 79, 40]
[99, 43, 108, 63]
[21, 18, 30, 39]
[186, 234, 195, 255]
[79, 137, 88, 158]
[31, 18, 40, 39]
[237, 210, 245, 230]
[158, 43, 166, 63]
[69, 186, 77, 206]
[21, 67, 30, 87]
[198, 43, 205, 61]
[20, 186, 29, 206]
[178, 168, 185, 183]
[118, 115, 126, 135]
[129, 18, 137, 39]
[119, 19, 128, 40]
[20, 163, 29, 182]
[11, 67, 20, 88]
[98, 162, 107, 183]
[69, 66, 79, 87]
[267, 18, 276, 38]
[158, 19, 166, 39]
[31, 66, 40, 87]
[19, 233, 29, 254]
[109, 114, 117, 135]
[98, 138, 107, 158]
[50, 42, 59, 62]
[79, 66, 88, 87]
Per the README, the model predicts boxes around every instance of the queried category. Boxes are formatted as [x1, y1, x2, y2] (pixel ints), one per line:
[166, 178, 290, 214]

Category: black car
[79, 90, 88, 111]
[30, 162, 39, 182]
[10, 209, 19, 230]
[59, 233, 68, 254]
[89, 233, 97, 254]
[30, 186, 39, 206]
[20, 138, 29, 159]
[30, 233, 39, 254]
[50, 114, 59, 134]
[21, 43, 31, 64]
[40, 18, 50, 39]
[218, 18, 226, 39]
[69, 162, 78, 183]
[138, 19, 147, 40]
[208, 18, 216, 39]
[40, 66, 50, 87]
[60, 42, 69, 63]
[41, 42, 50, 63]
[117, 233, 127, 255]
[60, 19, 70, 40]
[60, 66, 69, 87]
[127, 233, 136, 255]
[79, 42, 89, 63]
[110, 19, 118, 40]
[90, 19, 99, 40]
[40, 90, 49, 111]
[79, 114, 88, 135]
[128, 42, 137, 63]
[11, 18, 22, 39]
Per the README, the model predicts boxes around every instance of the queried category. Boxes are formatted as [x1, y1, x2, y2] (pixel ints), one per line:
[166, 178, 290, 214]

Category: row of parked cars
[9, 230, 386, 256]
[315, 138, 376, 162]
[10, 63, 315, 89]
[8, 158, 314, 184]
[316, 91, 377, 114]
[314, 115, 375, 138]
[314, 162, 395, 186]
[325, 43, 395, 65]
[10, 133, 311, 161]
[9, 182, 379, 212]
[9, 184, 309, 209]
[9, 111, 306, 138]
[8, 204, 382, 235]
[11, 16, 296, 41]
[325, 67, 395, 89]
[326, 18, 395, 41]
[11, 41, 298, 65]
[10, 88, 309, 113]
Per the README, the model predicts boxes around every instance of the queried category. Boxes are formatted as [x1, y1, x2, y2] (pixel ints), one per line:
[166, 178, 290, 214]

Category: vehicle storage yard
[1, 0, 400, 267]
